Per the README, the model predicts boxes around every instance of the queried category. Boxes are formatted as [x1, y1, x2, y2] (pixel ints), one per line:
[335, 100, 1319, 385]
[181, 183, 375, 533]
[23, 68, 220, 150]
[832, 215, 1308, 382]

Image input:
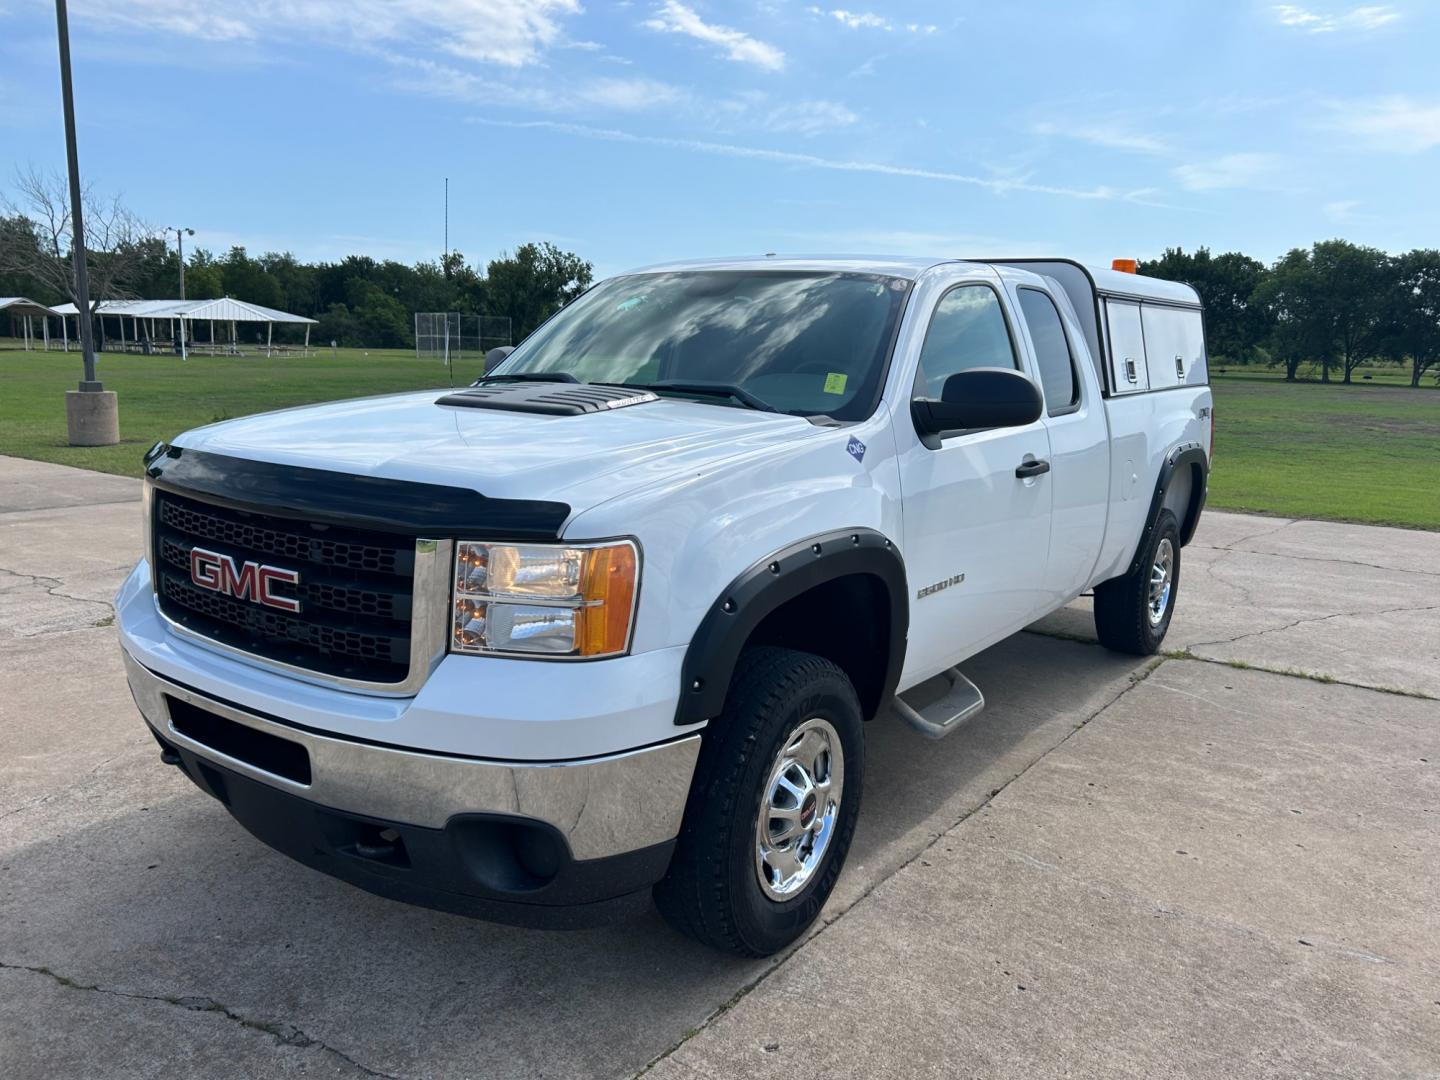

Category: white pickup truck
[118, 256, 1212, 956]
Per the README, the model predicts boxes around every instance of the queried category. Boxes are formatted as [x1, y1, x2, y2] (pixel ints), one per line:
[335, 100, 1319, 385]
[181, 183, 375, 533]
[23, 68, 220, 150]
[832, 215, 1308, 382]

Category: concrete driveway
[1, 455, 1435, 1079]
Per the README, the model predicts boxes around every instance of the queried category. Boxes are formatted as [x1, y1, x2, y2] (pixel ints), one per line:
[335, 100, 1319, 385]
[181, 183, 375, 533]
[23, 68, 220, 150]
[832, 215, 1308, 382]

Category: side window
[914, 284, 1018, 399]
[1017, 288, 1079, 415]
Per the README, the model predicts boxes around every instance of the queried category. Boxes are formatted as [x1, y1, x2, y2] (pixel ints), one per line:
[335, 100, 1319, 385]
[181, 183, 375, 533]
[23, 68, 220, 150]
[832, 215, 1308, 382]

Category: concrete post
[65, 389, 119, 445]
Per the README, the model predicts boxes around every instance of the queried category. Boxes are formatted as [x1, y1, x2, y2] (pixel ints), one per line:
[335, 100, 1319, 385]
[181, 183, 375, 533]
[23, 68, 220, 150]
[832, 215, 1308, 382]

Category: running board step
[891, 667, 985, 739]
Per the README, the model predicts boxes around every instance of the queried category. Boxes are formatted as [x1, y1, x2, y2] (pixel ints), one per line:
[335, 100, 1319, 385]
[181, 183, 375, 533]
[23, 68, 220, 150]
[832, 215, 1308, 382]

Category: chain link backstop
[414, 313, 513, 364]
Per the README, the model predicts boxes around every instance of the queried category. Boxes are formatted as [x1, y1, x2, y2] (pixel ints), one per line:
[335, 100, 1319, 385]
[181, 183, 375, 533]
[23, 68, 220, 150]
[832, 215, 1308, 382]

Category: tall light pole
[55, 0, 118, 445]
[56, 0, 95, 389]
[171, 226, 193, 360]
[171, 226, 193, 299]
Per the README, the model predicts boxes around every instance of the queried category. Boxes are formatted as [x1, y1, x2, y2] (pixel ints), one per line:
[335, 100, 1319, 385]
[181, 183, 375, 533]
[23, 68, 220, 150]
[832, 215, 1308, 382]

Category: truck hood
[174, 389, 825, 517]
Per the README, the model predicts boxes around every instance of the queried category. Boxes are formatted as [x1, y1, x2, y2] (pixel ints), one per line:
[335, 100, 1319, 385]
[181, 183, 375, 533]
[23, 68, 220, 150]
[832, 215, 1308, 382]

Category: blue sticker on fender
[846, 436, 866, 463]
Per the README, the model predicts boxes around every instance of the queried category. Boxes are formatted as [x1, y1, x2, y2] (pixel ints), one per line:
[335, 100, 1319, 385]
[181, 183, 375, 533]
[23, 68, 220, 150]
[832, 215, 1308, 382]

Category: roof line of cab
[617, 254, 1198, 305]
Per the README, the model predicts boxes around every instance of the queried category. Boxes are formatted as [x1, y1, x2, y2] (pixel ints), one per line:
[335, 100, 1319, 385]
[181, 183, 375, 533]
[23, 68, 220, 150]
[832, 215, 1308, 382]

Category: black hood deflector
[146, 446, 570, 539]
[437, 382, 659, 417]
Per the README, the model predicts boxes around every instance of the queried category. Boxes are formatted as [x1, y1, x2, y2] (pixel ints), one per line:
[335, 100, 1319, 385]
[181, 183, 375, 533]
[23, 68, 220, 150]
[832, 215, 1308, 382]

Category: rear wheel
[654, 646, 864, 957]
[1094, 509, 1180, 655]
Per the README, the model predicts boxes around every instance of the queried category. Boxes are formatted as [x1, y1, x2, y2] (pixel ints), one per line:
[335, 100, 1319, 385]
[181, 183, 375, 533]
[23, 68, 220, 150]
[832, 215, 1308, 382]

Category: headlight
[450, 540, 639, 658]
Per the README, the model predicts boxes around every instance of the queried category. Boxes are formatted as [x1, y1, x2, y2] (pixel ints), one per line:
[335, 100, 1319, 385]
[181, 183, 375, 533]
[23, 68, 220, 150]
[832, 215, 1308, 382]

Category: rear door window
[1016, 288, 1079, 415]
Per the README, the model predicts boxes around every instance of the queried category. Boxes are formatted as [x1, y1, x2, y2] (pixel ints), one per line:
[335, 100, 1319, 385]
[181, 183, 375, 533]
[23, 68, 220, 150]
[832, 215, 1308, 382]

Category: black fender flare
[674, 527, 908, 727]
[1129, 442, 1209, 575]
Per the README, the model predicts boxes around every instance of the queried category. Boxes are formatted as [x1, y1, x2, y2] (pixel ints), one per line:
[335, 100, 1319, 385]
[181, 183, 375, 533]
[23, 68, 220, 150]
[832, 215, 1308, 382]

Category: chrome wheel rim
[755, 717, 844, 901]
[1148, 537, 1175, 626]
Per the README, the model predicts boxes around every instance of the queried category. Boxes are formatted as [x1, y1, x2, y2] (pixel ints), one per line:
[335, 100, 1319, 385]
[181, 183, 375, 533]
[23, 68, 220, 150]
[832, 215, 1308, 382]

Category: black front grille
[153, 491, 416, 683]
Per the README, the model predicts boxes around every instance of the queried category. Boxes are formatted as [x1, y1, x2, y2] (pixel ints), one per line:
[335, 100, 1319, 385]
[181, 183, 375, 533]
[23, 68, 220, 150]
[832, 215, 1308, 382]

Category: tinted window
[1017, 289, 1079, 414]
[501, 270, 911, 421]
[914, 285, 1017, 398]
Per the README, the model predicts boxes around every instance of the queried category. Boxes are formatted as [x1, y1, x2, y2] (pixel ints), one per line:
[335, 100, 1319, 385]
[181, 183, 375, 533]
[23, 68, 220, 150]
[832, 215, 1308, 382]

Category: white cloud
[709, 91, 861, 136]
[643, 2, 785, 70]
[805, 8, 937, 33]
[1327, 96, 1440, 153]
[469, 117, 1174, 205]
[72, 0, 583, 66]
[1171, 152, 1285, 191]
[1032, 120, 1171, 155]
[815, 8, 891, 30]
[391, 55, 684, 112]
[1271, 4, 1401, 33]
[760, 100, 860, 136]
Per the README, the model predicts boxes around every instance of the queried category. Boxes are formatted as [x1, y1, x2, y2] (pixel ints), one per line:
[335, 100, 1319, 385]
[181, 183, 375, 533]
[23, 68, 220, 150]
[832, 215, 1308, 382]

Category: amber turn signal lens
[577, 542, 638, 656]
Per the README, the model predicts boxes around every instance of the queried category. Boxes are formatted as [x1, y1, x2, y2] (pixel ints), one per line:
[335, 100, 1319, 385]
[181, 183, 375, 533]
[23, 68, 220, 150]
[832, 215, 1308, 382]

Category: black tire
[654, 646, 864, 957]
[1094, 508, 1181, 655]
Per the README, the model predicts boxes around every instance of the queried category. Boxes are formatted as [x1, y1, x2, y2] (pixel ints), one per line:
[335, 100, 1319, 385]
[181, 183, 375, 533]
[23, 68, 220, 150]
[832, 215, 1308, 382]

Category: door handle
[1015, 459, 1051, 479]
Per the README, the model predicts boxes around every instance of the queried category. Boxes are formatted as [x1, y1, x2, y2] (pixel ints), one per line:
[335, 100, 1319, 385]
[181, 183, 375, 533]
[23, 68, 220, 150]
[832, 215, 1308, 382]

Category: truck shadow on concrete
[4, 634, 1146, 1079]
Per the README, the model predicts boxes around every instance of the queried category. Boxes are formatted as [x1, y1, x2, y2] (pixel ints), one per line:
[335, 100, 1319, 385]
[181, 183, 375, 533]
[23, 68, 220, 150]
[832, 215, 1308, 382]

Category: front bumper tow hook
[160, 748, 182, 766]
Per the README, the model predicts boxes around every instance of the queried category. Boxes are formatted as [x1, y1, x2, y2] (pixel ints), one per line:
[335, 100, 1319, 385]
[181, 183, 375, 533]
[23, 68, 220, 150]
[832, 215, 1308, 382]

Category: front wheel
[1094, 508, 1181, 655]
[654, 646, 864, 957]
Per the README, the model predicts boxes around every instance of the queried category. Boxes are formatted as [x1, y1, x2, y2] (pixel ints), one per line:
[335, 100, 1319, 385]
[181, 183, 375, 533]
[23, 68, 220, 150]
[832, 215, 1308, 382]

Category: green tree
[315, 302, 361, 346]
[219, 246, 285, 309]
[183, 249, 225, 300]
[345, 280, 410, 347]
[1138, 247, 1271, 362]
[1253, 240, 1396, 383]
[484, 242, 594, 339]
[1390, 249, 1440, 387]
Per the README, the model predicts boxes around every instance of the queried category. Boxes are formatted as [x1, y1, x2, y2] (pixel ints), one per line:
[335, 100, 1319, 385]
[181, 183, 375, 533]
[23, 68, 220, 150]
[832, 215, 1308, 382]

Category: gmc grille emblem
[189, 546, 301, 613]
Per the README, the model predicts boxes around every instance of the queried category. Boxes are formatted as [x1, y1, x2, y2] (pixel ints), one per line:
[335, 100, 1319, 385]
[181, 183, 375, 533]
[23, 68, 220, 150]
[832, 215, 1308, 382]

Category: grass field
[1204, 372, 1439, 529]
[0, 346, 487, 475]
[3, 347, 1437, 529]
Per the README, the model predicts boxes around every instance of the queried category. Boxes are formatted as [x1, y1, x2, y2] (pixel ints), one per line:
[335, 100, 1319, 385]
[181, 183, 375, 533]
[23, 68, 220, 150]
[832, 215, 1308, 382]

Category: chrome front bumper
[123, 650, 700, 861]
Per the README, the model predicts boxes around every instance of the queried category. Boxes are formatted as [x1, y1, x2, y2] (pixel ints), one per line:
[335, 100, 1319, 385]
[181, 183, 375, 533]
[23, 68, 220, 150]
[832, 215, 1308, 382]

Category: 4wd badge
[846, 436, 866, 463]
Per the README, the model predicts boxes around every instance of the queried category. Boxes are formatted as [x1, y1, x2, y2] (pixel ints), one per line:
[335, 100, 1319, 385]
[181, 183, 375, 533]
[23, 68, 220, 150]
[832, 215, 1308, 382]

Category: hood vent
[436, 382, 660, 417]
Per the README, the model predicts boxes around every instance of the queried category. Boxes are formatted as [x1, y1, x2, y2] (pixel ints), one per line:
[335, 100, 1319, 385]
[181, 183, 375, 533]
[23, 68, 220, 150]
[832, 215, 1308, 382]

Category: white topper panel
[1141, 304, 1207, 389]
[1104, 299, 1149, 394]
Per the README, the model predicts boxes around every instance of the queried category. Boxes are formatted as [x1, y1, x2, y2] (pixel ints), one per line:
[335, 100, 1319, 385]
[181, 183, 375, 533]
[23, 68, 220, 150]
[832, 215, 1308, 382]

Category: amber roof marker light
[1112, 258, 1138, 274]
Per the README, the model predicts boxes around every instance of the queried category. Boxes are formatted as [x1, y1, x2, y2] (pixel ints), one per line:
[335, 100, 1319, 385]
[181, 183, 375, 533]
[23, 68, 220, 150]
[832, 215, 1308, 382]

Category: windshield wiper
[642, 380, 780, 414]
[472, 371, 579, 385]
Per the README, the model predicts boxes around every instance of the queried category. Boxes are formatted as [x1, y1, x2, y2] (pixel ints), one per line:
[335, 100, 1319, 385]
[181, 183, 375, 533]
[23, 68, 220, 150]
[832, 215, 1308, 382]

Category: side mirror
[484, 345, 515, 373]
[911, 367, 1043, 437]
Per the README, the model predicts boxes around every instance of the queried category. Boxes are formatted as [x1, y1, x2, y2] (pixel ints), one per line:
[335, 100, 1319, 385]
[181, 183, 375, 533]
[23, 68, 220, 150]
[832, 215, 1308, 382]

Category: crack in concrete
[0, 496, 141, 516]
[999, 847, 1404, 969]
[1186, 602, 1440, 653]
[0, 960, 402, 1079]
[1192, 518, 1297, 551]
[1173, 653, 1440, 702]
[0, 563, 118, 636]
[0, 750, 130, 821]
[1192, 514, 1440, 578]
[1200, 543, 1440, 580]
[1194, 549, 1261, 609]
[631, 658, 1167, 1078]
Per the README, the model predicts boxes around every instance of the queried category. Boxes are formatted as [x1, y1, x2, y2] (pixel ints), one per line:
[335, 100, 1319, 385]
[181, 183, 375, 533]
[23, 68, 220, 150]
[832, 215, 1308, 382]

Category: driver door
[895, 274, 1053, 683]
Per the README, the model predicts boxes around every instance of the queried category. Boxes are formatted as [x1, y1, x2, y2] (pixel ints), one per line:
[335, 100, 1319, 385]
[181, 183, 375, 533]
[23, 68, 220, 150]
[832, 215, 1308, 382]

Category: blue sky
[4, 1, 1438, 276]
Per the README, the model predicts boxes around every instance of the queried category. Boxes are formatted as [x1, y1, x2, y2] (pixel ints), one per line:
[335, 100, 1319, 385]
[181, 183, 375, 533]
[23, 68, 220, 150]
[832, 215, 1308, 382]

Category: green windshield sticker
[823, 372, 848, 395]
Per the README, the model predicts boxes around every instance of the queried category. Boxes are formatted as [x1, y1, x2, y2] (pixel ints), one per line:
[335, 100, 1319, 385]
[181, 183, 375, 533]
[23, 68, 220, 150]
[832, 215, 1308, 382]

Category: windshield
[491, 270, 913, 421]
